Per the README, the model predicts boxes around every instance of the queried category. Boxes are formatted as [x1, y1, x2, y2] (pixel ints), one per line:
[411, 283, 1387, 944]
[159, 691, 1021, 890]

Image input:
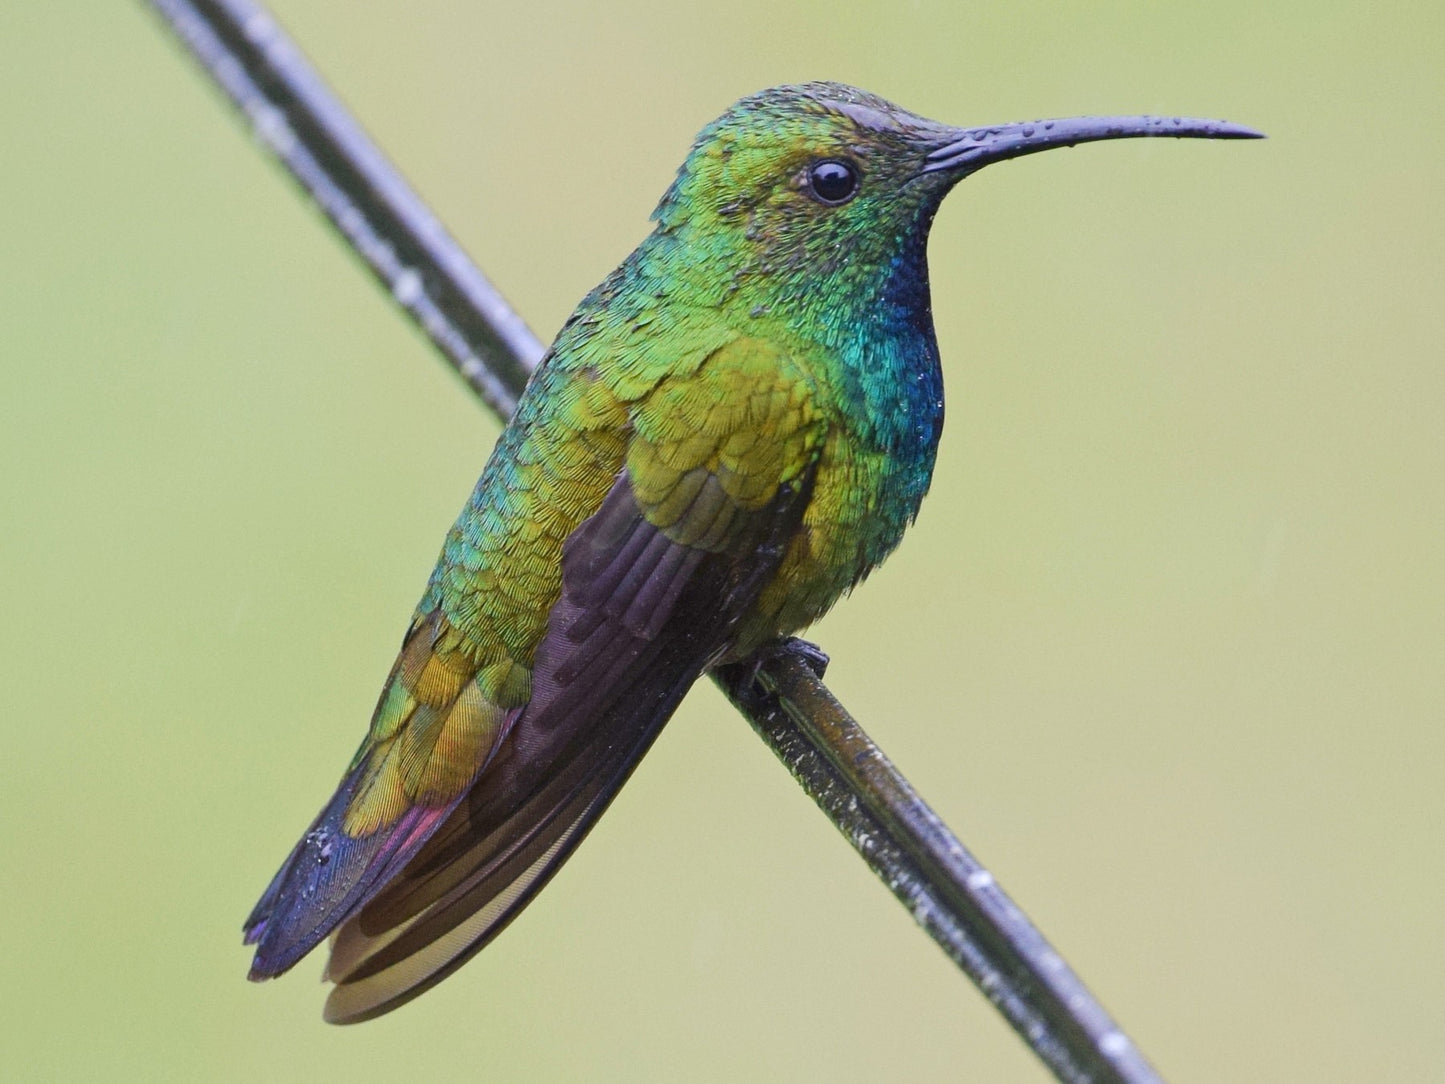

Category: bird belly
[728, 426, 926, 657]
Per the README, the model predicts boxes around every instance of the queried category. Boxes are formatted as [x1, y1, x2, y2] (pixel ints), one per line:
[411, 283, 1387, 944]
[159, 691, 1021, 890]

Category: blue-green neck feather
[780, 198, 947, 519]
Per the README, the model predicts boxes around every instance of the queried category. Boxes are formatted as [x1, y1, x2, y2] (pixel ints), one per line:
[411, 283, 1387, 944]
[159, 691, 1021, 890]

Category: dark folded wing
[321, 459, 812, 1023]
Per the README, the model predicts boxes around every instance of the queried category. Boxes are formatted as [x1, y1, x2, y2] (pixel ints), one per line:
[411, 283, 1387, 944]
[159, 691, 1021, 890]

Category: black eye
[808, 159, 859, 205]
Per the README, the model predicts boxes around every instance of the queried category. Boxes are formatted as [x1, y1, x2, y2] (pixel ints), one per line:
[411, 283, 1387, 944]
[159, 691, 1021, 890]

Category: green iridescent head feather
[651, 82, 960, 307]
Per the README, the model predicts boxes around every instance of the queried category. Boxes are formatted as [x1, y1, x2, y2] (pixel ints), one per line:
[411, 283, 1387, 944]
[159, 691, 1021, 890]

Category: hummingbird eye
[807, 159, 859, 205]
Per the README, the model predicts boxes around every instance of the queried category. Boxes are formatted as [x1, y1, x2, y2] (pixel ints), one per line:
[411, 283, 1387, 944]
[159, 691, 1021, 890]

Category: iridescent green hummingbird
[244, 82, 1260, 1022]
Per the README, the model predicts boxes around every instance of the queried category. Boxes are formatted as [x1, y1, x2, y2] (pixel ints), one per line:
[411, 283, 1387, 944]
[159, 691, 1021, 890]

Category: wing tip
[246, 936, 306, 982]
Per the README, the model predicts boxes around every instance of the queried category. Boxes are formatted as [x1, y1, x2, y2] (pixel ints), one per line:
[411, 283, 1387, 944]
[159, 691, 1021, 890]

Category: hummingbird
[243, 82, 1260, 1022]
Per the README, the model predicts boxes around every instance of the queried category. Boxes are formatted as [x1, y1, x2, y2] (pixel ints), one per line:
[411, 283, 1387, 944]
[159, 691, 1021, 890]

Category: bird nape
[243, 81, 1262, 1023]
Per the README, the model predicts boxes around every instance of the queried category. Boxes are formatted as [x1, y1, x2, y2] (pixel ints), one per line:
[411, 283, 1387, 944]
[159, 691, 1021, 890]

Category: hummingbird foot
[770, 636, 830, 681]
[726, 636, 831, 708]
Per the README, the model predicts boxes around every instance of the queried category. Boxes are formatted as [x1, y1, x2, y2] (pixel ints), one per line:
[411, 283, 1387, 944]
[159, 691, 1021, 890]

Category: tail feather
[322, 663, 689, 1022]
[243, 768, 463, 979]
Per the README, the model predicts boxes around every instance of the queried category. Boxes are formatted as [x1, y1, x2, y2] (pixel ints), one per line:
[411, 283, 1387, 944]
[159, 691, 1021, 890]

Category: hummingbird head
[651, 82, 1260, 319]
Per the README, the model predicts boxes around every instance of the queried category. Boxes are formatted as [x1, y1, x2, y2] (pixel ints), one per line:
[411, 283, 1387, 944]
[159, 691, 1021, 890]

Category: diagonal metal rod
[142, 2, 1165, 1080]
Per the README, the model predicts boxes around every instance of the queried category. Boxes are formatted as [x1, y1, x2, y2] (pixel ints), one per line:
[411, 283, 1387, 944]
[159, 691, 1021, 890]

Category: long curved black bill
[925, 115, 1264, 177]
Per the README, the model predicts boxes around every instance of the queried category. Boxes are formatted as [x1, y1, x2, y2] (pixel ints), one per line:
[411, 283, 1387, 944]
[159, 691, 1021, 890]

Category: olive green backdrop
[2, 2, 1441, 1080]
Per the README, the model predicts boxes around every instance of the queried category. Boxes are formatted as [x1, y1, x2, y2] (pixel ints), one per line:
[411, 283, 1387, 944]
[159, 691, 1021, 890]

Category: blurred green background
[2, 1, 1441, 1080]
